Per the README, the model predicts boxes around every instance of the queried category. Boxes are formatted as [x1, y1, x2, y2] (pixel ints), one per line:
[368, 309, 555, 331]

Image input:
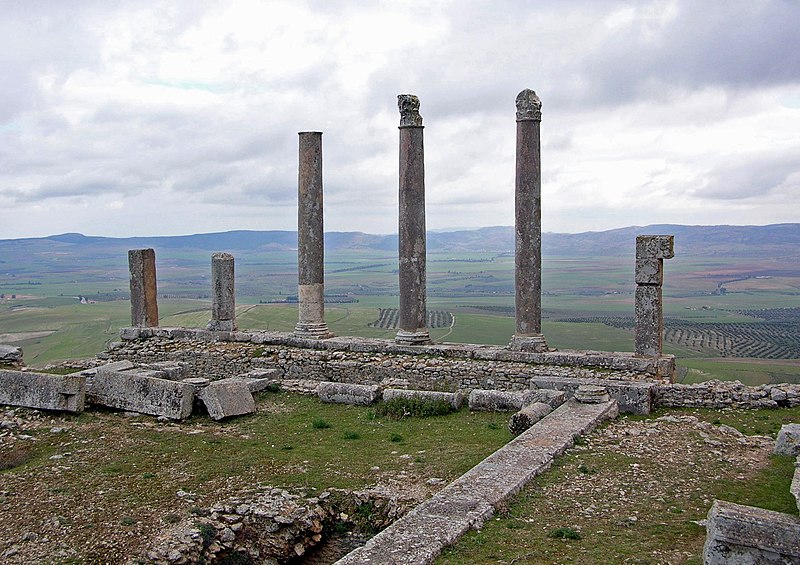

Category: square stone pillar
[207, 252, 236, 331]
[396, 94, 431, 345]
[294, 131, 333, 339]
[128, 248, 159, 327]
[635, 235, 674, 356]
[510, 89, 548, 352]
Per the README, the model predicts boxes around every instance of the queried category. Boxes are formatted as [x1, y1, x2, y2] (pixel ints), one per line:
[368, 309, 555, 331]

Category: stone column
[294, 131, 333, 339]
[396, 94, 431, 345]
[510, 89, 548, 352]
[635, 235, 674, 356]
[128, 248, 159, 327]
[207, 252, 236, 331]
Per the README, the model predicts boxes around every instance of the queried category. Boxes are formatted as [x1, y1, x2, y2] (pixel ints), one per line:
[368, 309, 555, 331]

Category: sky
[1, 0, 799, 239]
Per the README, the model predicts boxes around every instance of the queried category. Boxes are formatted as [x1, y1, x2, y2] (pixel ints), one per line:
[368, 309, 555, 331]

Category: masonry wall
[105, 327, 800, 410]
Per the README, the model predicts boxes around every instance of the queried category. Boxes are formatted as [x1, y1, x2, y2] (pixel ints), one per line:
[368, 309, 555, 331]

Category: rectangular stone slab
[87, 370, 194, 419]
[703, 500, 800, 563]
[0, 370, 85, 413]
[198, 380, 255, 420]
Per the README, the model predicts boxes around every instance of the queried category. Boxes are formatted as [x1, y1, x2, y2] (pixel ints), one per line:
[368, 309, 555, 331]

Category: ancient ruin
[294, 131, 333, 339]
[395, 94, 431, 345]
[1, 90, 798, 565]
[128, 248, 159, 327]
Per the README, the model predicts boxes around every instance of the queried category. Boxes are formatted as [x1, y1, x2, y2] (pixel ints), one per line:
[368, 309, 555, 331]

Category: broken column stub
[207, 252, 237, 331]
[510, 89, 548, 353]
[0, 369, 85, 413]
[635, 235, 674, 357]
[396, 94, 431, 345]
[294, 131, 333, 339]
[128, 248, 159, 327]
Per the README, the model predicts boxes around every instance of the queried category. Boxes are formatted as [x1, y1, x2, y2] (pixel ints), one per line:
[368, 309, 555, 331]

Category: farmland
[1, 226, 798, 384]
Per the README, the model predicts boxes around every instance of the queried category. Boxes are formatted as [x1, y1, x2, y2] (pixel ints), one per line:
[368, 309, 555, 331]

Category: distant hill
[1, 223, 798, 260]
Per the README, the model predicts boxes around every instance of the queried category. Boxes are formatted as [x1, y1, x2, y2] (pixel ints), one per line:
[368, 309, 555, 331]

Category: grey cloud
[693, 153, 800, 201]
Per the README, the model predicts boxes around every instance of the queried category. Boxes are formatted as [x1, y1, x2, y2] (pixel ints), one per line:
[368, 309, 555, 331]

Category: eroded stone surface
[508, 401, 552, 435]
[775, 423, 800, 456]
[382, 388, 463, 410]
[207, 252, 236, 332]
[0, 344, 23, 366]
[318, 382, 381, 405]
[87, 370, 194, 419]
[0, 370, 85, 413]
[128, 248, 159, 328]
[703, 500, 800, 564]
[198, 380, 255, 420]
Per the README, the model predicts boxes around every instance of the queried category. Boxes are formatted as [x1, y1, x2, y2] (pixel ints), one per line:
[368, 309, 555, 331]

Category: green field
[1, 247, 798, 383]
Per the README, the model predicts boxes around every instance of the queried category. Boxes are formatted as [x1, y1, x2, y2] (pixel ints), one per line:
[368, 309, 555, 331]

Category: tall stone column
[128, 248, 159, 327]
[294, 131, 333, 339]
[510, 89, 548, 352]
[207, 252, 236, 331]
[396, 94, 431, 345]
[635, 235, 674, 356]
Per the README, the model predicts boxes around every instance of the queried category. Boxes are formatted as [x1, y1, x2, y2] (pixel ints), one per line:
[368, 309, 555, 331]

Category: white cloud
[1, 0, 799, 238]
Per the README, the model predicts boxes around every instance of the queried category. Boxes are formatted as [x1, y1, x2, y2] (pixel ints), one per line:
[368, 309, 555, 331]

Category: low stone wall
[107, 327, 674, 393]
[102, 328, 800, 413]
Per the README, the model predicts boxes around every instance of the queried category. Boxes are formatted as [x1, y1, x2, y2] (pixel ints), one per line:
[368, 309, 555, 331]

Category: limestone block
[635, 235, 674, 284]
[775, 424, 800, 456]
[574, 385, 610, 404]
[635, 285, 662, 357]
[792, 457, 800, 514]
[0, 344, 23, 365]
[88, 370, 194, 419]
[530, 376, 655, 415]
[317, 382, 381, 405]
[383, 388, 463, 410]
[508, 402, 552, 435]
[128, 248, 159, 327]
[198, 380, 255, 421]
[0, 370, 85, 413]
[468, 389, 535, 412]
[703, 500, 800, 564]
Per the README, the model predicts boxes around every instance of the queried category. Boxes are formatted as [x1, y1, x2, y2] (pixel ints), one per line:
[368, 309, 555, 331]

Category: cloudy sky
[1, 0, 798, 239]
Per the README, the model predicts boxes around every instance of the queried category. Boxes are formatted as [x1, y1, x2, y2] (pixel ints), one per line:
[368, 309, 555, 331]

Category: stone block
[128, 248, 159, 327]
[635, 235, 674, 285]
[775, 424, 800, 456]
[468, 389, 536, 412]
[792, 457, 800, 514]
[95, 360, 135, 376]
[317, 382, 381, 405]
[635, 285, 662, 357]
[0, 344, 23, 365]
[529, 376, 655, 414]
[88, 370, 194, 419]
[383, 388, 463, 410]
[198, 380, 255, 421]
[0, 370, 85, 413]
[703, 500, 800, 564]
[508, 402, 552, 435]
[574, 384, 610, 404]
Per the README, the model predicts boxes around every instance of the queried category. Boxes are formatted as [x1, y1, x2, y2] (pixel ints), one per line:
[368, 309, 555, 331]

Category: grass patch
[311, 418, 332, 429]
[549, 526, 581, 540]
[374, 397, 454, 419]
[343, 431, 360, 440]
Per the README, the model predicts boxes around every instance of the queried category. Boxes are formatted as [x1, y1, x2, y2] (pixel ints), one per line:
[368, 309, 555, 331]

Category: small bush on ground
[374, 397, 454, 420]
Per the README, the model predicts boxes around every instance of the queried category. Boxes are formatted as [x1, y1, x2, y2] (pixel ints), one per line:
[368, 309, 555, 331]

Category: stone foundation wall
[105, 327, 800, 411]
[107, 328, 673, 395]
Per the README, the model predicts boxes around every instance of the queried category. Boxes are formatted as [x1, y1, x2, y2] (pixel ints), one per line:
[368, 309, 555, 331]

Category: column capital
[516, 89, 542, 122]
[398, 94, 423, 127]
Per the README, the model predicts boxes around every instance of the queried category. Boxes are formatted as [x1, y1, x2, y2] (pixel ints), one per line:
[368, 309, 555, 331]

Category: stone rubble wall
[103, 328, 800, 412]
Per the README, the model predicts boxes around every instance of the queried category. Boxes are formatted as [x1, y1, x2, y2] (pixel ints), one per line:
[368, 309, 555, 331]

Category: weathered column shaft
[294, 131, 332, 338]
[208, 252, 236, 331]
[128, 248, 158, 327]
[396, 94, 430, 345]
[511, 89, 547, 352]
[634, 235, 675, 356]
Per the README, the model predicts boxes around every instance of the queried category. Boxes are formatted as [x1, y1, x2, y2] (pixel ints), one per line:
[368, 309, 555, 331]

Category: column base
[293, 322, 334, 339]
[207, 320, 236, 332]
[508, 334, 549, 352]
[395, 329, 432, 345]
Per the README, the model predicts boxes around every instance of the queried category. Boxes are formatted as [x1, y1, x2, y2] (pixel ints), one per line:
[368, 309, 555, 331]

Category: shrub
[343, 431, 360, 440]
[312, 418, 332, 429]
[374, 397, 454, 420]
[549, 527, 581, 540]
[197, 522, 216, 547]
[390, 433, 403, 443]
[265, 383, 281, 393]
